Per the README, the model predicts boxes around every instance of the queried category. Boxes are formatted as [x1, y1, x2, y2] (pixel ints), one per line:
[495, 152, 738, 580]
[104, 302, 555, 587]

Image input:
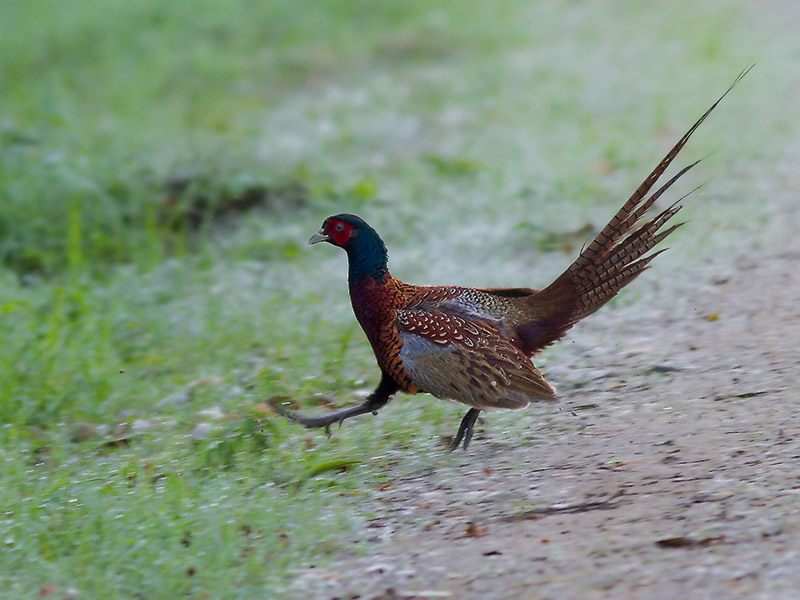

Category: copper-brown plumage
[279, 68, 751, 449]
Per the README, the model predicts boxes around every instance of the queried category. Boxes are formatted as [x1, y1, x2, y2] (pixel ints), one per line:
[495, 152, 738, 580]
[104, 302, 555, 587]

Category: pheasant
[279, 68, 750, 450]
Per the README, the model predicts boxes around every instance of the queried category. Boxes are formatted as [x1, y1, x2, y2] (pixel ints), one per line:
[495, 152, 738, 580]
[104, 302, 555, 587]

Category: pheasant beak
[308, 231, 329, 245]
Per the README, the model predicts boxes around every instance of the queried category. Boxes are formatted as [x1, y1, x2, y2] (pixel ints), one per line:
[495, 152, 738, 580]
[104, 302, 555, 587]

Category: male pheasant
[280, 69, 749, 450]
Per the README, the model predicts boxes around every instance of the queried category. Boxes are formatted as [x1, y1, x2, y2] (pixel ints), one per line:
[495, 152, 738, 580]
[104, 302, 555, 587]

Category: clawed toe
[449, 408, 481, 451]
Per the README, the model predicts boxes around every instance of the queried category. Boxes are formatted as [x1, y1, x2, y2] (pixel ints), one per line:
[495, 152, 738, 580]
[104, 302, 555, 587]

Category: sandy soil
[288, 184, 800, 599]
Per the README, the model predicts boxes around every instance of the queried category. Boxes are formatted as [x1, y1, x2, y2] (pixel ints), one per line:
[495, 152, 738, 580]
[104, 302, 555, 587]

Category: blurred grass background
[1, 0, 798, 597]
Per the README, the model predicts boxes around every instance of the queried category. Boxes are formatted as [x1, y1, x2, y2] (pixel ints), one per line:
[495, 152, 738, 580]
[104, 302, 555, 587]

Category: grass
[1, 0, 798, 597]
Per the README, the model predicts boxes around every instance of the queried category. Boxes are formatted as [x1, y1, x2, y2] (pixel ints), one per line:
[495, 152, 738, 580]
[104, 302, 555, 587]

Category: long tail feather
[518, 66, 752, 354]
[568, 65, 752, 278]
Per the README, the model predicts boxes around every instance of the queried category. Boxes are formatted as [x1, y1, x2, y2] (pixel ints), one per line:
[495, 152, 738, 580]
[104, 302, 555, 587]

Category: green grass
[1, 0, 798, 597]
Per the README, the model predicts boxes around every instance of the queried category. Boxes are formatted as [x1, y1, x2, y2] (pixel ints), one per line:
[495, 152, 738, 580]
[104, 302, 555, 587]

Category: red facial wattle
[325, 220, 353, 246]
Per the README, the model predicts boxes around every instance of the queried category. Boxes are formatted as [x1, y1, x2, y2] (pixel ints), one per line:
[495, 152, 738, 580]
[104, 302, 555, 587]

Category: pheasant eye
[334, 222, 345, 232]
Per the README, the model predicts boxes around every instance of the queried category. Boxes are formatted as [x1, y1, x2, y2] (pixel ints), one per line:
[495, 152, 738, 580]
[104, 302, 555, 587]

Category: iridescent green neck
[346, 227, 390, 283]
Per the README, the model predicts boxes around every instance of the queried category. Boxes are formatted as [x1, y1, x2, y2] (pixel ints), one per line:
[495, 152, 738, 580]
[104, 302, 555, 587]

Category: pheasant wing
[395, 309, 556, 410]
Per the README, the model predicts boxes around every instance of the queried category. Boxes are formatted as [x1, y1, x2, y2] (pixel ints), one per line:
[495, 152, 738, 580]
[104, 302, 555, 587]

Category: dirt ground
[288, 184, 800, 599]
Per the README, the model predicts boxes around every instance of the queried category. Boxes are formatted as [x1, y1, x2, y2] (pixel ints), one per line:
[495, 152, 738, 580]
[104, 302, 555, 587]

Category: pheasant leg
[449, 408, 481, 451]
[277, 374, 398, 436]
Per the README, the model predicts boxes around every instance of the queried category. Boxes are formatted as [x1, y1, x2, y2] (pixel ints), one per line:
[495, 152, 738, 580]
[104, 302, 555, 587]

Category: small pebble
[196, 406, 225, 420]
[190, 423, 213, 440]
[131, 419, 151, 434]
[70, 423, 96, 443]
[155, 390, 191, 411]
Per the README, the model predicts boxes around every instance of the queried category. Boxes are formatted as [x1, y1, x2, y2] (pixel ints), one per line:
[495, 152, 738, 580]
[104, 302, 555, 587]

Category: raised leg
[449, 408, 481, 451]
[276, 373, 398, 437]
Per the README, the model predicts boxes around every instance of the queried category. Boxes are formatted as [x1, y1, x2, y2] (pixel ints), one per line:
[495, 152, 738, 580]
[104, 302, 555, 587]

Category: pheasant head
[310, 214, 389, 282]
